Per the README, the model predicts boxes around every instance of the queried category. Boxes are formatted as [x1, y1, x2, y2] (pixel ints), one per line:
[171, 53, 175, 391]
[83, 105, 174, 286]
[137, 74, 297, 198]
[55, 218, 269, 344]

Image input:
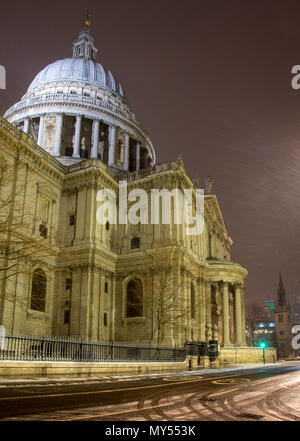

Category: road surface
[0, 362, 299, 421]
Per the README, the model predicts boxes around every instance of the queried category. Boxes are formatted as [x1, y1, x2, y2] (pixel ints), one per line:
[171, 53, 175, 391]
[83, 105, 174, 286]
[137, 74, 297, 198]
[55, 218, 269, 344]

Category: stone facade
[0, 21, 248, 352]
[0, 117, 247, 348]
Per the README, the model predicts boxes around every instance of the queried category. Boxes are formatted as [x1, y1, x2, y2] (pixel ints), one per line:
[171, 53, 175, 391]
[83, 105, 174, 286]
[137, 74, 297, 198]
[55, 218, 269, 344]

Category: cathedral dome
[4, 18, 155, 170]
[27, 57, 124, 98]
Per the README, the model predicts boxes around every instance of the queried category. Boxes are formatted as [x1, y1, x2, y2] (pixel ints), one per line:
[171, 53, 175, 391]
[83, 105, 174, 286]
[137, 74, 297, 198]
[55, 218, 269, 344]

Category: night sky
[1, 0, 300, 306]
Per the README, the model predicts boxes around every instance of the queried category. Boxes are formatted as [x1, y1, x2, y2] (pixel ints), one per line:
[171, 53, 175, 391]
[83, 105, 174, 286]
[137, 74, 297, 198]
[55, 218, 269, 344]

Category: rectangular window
[64, 310, 70, 324]
[65, 278, 72, 290]
[104, 282, 108, 293]
[104, 312, 108, 327]
[69, 215, 75, 226]
[131, 237, 140, 249]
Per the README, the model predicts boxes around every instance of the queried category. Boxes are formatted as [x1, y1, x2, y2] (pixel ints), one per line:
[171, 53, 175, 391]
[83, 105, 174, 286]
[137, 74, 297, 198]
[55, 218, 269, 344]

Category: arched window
[191, 282, 195, 318]
[30, 269, 47, 312]
[126, 279, 143, 317]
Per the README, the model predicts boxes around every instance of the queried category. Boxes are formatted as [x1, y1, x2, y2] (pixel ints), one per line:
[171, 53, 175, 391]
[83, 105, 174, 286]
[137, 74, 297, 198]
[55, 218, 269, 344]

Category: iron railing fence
[0, 335, 187, 363]
[184, 340, 219, 361]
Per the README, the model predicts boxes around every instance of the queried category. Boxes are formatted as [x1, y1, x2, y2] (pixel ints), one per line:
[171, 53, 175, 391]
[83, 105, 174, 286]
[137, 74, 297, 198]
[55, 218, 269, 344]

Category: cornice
[69, 263, 114, 276]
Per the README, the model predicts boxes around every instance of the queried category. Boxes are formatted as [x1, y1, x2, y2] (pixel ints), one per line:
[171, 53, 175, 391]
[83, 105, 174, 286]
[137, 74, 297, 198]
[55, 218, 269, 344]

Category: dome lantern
[72, 13, 98, 62]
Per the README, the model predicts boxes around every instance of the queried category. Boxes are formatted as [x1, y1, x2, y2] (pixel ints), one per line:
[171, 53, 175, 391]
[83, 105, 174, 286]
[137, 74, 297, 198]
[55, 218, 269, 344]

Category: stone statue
[216, 305, 222, 316]
[193, 175, 201, 188]
[177, 152, 183, 163]
[204, 176, 214, 194]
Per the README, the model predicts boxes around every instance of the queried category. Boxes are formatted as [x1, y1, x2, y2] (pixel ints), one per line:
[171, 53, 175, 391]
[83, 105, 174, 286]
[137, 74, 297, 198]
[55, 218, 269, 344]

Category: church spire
[277, 272, 288, 307]
[72, 14, 98, 61]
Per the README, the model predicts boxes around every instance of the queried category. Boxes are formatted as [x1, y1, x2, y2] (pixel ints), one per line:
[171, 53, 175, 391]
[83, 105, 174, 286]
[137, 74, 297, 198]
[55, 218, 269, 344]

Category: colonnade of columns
[23, 114, 149, 171]
[204, 281, 246, 347]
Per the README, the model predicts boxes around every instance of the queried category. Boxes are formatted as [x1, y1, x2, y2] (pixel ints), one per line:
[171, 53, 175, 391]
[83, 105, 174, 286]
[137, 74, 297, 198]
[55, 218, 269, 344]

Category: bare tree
[0, 154, 58, 308]
[246, 302, 264, 346]
[124, 255, 190, 346]
[148, 259, 189, 346]
[0, 151, 80, 315]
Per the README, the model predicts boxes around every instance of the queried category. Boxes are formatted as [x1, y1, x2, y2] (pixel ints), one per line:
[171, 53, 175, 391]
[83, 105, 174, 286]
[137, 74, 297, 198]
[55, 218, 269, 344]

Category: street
[0, 362, 299, 421]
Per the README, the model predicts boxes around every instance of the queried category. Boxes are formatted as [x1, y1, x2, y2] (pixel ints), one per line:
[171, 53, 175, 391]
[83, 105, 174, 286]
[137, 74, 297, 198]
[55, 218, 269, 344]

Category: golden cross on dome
[84, 12, 91, 29]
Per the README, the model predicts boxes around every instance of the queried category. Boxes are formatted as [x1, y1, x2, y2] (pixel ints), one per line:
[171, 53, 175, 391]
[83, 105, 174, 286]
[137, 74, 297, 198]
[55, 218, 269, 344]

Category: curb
[0, 362, 288, 387]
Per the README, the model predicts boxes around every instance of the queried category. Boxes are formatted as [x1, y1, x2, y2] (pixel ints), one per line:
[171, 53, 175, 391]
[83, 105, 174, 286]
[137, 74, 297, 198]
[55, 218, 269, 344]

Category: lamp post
[259, 341, 266, 364]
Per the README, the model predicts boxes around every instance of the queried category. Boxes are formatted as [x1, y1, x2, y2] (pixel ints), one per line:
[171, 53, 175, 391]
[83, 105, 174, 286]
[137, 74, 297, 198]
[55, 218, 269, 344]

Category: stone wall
[0, 359, 190, 378]
[219, 347, 277, 364]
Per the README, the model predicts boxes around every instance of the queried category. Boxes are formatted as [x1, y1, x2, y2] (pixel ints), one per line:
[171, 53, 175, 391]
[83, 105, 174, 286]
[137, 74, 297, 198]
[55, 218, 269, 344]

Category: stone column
[23, 118, 30, 134]
[240, 285, 246, 345]
[124, 132, 129, 170]
[73, 115, 82, 158]
[69, 266, 81, 336]
[162, 270, 175, 347]
[37, 114, 45, 146]
[91, 119, 100, 159]
[222, 282, 231, 346]
[205, 281, 212, 341]
[234, 284, 243, 346]
[108, 125, 116, 166]
[54, 113, 63, 157]
[136, 141, 141, 171]
[211, 233, 216, 259]
[199, 280, 206, 341]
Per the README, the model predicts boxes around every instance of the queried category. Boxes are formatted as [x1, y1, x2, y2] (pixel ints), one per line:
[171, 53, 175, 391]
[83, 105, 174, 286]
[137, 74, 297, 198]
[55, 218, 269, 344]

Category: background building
[274, 274, 292, 358]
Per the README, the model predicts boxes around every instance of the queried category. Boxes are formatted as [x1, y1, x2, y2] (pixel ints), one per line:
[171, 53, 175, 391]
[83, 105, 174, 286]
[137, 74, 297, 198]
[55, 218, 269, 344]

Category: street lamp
[259, 341, 266, 364]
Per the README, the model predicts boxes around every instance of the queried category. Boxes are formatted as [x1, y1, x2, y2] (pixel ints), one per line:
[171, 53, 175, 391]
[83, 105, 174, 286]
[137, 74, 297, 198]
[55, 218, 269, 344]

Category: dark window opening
[66, 278, 72, 290]
[80, 149, 89, 159]
[39, 224, 48, 238]
[126, 279, 143, 318]
[106, 221, 110, 231]
[31, 269, 47, 312]
[104, 312, 108, 326]
[69, 215, 75, 226]
[131, 237, 140, 249]
[64, 310, 70, 324]
[104, 282, 108, 293]
[65, 147, 74, 157]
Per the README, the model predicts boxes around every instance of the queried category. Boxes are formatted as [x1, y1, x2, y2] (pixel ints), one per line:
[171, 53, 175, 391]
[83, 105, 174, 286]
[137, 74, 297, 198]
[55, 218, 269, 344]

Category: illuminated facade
[0, 21, 248, 350]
